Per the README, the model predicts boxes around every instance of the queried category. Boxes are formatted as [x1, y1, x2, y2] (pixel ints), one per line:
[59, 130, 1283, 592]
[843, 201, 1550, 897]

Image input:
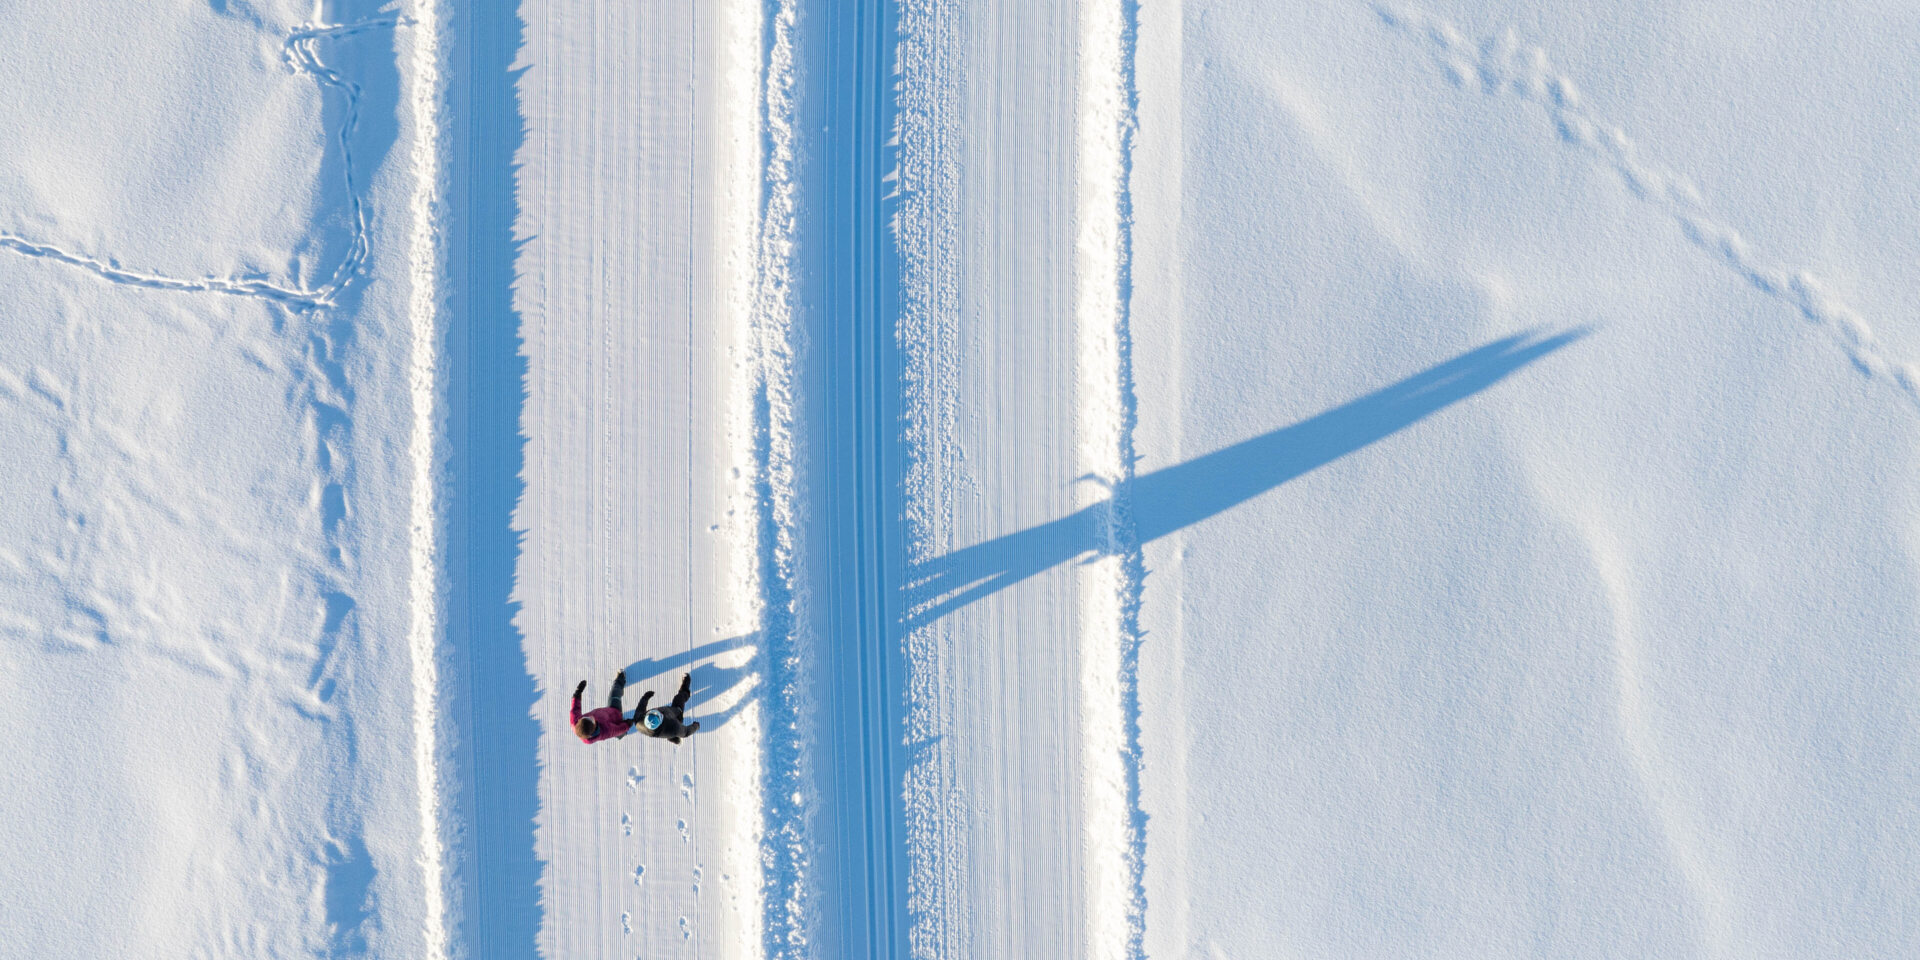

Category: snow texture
[2, 0, 1914, 958]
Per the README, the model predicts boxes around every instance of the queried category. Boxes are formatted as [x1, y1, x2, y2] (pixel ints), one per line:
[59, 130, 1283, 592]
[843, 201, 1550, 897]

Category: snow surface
[2, 0, 1915, 958]
[0, 1, 437, 956]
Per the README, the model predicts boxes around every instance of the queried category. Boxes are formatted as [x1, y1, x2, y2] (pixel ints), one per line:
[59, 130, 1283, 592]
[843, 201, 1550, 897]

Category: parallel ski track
[853, 0, 891, 950]
[851, 0, 902, 952]
[825, 0, 905, 956]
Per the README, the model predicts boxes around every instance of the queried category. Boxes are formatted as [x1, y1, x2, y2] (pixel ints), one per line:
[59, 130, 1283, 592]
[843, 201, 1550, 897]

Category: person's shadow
[621, 633, 761, 731]
[900, 328, 1589, 628]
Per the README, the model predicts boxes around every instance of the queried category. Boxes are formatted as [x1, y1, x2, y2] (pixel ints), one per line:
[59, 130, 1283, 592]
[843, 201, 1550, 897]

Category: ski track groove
[0, 16, 407, 311]
[826, 2, 904, 957]
[854, 5, 898, 958]
[1380, 4, 1920, 412]
[684, 6, 703, 959]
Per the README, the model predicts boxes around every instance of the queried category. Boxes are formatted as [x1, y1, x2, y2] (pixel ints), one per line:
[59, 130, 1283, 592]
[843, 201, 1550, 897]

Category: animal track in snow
[676, 818, 690, 844]
[680, 772, 694, 801]
[0, 16, 409, 310]
[621, 911, 631, 935]
[281, 18, 410, 302]
[626, 767, 643, 790]
[678, 915, 692, 940]
[620, 812, 632, 836]
[0, 235, 325, 306]
[632, 863, 646, 886]
[1379, 5, 1920, 410]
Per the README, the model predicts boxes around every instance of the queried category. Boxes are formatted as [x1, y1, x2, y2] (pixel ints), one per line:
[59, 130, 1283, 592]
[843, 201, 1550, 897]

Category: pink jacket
[570, 691, 632, 744]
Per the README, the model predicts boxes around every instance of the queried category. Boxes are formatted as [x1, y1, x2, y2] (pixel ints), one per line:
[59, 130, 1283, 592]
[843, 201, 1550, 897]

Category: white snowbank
[0, 2, 438, 956]
[1135, 3, 1919, 956]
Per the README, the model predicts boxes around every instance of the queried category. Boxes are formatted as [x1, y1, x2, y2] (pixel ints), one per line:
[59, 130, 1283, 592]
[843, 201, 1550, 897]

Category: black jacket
[632, 690, 696, 743]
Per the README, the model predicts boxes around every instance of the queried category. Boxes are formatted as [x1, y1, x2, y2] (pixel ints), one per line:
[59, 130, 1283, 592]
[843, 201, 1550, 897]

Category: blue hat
[643, 710, 664, 731]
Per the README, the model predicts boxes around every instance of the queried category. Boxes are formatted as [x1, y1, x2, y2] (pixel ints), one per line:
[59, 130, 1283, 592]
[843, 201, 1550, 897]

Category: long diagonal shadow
[899, 328, 1588, 629]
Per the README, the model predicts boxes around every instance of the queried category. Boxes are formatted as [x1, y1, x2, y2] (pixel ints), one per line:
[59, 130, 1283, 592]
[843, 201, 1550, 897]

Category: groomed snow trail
[887, 0, 1148, 956]
[7, 0, 1916, 957]
[462, 1, 1918, 957]
[786, 4, 912, 957]
[483, 0, 764, 958]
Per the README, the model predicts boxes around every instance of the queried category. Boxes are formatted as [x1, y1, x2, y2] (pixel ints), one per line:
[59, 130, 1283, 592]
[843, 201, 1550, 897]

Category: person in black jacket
[633, 673, 701, 744]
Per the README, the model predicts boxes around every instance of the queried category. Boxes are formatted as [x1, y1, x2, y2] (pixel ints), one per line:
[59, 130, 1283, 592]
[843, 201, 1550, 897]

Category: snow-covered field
[3, 1, 1915, 958]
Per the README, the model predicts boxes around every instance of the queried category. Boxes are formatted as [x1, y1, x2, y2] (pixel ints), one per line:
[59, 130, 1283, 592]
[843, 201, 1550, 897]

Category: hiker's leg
[607, 670, 627, 711]
[671, 673, 692, 711]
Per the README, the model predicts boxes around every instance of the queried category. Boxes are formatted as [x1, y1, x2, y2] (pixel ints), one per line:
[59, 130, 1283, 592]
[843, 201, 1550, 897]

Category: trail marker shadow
[901, 328, 1588, 628]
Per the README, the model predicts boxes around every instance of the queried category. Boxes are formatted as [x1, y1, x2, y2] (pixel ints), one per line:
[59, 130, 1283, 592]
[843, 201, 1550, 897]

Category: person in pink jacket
[571, 670, 635, 743]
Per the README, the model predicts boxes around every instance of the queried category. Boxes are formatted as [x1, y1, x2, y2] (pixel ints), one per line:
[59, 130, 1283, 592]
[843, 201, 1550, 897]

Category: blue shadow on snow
[900, 327, 1589, 629]
[619, 633, 764, 733]
[441, 1, 542, 958]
